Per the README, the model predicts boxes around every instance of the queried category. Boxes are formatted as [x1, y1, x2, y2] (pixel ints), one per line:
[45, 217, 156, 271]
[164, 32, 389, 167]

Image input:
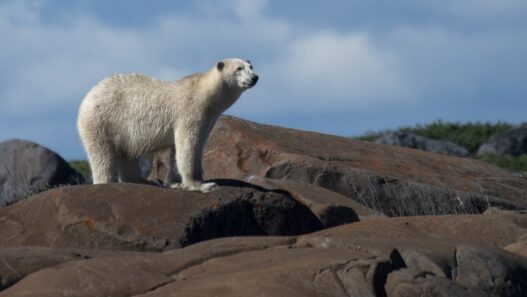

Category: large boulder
[374, 131, 470, 157]
[0, 182, 324, 251]
[1, 211, 526, 297]
[202, 116, 527, 216]
[477, 124, 527, 156]
[0, 139, 85, 207]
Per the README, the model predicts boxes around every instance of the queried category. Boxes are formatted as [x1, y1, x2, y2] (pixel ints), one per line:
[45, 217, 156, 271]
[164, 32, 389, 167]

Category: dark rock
[246, 175, 385, 226]
[455, 246, 527, 297]
[2, 211, 526, 296]
[375, 131, 470, 157]
[477, 124, 527, 156]
[386, 265, 486, 297]
[202, 116, 527, 216]
[0, 139, 85, 207]
[0, 182, 323, 251]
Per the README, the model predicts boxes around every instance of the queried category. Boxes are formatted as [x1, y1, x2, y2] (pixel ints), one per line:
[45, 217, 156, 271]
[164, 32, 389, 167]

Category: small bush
[356, 131, 387, 142]
[354, 120, 525, 173]
[400, 120, 512, 154]
[355, 120, 513, 154]
[69, 160, 92, 182]
[476, 154, 527, 174]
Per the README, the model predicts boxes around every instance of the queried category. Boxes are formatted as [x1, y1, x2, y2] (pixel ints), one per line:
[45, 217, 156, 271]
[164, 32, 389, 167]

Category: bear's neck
[198, 71, 242, 114]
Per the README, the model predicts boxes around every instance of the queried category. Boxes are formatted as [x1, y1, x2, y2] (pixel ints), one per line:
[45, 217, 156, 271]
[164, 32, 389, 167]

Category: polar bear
[77, 58, 258, 193]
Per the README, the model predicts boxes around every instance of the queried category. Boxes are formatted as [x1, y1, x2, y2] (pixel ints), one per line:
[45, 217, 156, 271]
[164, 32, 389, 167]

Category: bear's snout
[250, 75, 259, 87]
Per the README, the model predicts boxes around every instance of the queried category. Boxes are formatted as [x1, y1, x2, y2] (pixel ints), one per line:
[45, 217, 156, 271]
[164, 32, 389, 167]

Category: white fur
[77, 58, 258, 193]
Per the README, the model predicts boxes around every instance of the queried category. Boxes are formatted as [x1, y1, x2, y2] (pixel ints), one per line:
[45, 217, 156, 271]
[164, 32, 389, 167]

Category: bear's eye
[237, 66, 244, 71]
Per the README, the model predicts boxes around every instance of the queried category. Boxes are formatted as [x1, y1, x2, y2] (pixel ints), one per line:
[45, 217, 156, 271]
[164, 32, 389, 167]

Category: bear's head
[216, 58, 259, 90]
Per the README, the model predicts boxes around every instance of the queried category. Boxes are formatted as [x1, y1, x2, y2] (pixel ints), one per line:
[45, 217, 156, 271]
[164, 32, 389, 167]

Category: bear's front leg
[171, 123, 218, 193]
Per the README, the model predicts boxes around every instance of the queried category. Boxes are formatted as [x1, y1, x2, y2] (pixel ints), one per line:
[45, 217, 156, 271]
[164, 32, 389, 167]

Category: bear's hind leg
[87, 149, 118, 184]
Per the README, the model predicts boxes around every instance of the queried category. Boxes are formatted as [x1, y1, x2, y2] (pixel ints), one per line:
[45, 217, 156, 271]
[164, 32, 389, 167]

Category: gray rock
[0, 139, 85, 207]
[477, 124, 527, 156]
[375, 131, 470, 157]
[455, 246, 527, 297]
[387, 268, 486, 297]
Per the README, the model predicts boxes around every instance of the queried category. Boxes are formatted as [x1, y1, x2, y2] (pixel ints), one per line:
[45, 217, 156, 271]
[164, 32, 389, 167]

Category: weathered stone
[0, 139, 84, 207]
[202, 116, 527, 216]
[477, 124, 527, 156]
[504, 234, 527, 258]
[0, 247, 145, 291]
[386, 268, 486, 297]
[3, 211, 526, 297]
[246, 175, 385, 226]
[0, 181, 322, 251]
[375, 131, 470, 157]
[455, 246, 527, 297]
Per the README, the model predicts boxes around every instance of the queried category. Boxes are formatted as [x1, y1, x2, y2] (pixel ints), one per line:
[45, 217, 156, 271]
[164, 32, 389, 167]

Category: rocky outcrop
[374, 131, 469, 157]
[477, 124, 527, 156]
[202, 116, 527, 216]
[0, 139, 85, 207]
[0, 182, 326, 251]
[0, 247, 145, 290]
[1, 211, 526, 297]
[2, 119, 527, 296]
[247, 175, 385, 226]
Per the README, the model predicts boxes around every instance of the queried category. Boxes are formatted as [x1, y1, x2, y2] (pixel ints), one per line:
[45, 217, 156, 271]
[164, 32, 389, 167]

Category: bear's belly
[115, 125, 174, 158]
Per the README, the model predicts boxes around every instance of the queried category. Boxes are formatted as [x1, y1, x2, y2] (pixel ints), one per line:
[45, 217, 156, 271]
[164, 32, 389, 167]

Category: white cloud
[0, 8, 179, 117]
[0, 0, 526, 159]
[231, 0, 269, 19]
[277, 32, 412, 107]
[0, 0, 292, 119]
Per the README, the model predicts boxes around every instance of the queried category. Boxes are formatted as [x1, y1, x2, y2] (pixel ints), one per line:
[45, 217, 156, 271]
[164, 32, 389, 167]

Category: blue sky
[0, 0, 526, 160]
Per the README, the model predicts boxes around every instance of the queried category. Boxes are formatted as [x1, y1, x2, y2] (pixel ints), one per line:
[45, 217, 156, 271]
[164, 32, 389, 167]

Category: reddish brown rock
[247, 175, 385, 226]
[0, 181, 322, 251]
[504, 235, 527, 258]
[2, 212, 526, 297]
[0, 247, 145, 290]
[203, 116, 527, 216]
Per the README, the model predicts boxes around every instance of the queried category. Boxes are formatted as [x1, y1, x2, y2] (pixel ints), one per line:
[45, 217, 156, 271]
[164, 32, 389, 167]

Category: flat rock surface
[0, 181, 323, 251]
[0, 247, 147, 290]
[2, 211, 526, 297]
[203, 116, 527, 216]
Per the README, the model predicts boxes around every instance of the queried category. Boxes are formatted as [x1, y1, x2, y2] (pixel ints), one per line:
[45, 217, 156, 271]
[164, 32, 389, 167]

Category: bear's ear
[216, 61, 225, 71]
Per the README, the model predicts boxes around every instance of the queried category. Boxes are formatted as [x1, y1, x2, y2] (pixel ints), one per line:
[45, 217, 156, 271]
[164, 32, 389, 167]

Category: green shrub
[476, 154, 527, 174]
[355, 120, 513, 155]
[354, 120, 526, 173]
[356, 131, 387, 142]
[400, 120, 512, 154]
[69, 160, 91, 182]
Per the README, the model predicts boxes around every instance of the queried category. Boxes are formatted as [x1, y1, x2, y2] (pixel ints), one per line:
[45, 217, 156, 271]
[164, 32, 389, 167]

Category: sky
[0, 0, 526, 160]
